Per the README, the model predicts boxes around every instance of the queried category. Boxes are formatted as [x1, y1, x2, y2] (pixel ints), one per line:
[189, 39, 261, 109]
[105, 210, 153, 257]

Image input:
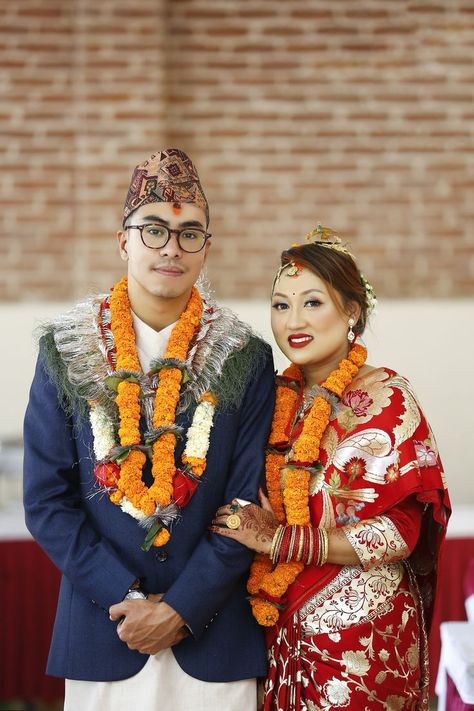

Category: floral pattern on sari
[262, 368, 449, 710]
[300, 563, 404, 635]
[265, 584, 424, 710]
[343, 516, 410, 570]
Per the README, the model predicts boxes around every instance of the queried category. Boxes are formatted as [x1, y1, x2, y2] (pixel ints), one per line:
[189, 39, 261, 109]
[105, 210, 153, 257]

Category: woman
[209, 225, 450, 710]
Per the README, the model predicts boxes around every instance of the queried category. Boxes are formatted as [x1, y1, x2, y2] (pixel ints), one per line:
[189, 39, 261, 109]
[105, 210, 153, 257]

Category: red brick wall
[1, 0, 473, 301]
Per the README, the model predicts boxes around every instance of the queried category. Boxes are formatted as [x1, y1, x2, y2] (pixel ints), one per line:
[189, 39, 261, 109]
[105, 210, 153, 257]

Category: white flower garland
[89, 396, 216, 524]
[119, 495, 146, 521]
[184, 399, 215, 460]
[89, 404, 115, 461]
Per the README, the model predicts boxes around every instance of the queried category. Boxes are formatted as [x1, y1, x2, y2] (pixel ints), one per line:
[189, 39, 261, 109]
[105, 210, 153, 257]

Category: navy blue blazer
[23, 343, 275, 682]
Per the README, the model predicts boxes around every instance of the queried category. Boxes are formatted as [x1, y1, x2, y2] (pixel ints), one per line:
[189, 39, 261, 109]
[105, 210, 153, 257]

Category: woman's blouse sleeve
[341, 495, 423, 571]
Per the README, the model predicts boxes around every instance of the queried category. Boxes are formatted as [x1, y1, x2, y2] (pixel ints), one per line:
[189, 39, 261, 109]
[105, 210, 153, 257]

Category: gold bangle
[307, 526, 314, 566]
[296, 525, 304, 562]
[320, 527, 329, 566]
[270, 525, 284, 564]
[287, 525, 297, 563]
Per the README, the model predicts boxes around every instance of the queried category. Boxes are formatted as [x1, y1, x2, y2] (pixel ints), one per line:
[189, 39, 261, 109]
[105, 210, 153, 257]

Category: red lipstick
[288, 333, 314, 349]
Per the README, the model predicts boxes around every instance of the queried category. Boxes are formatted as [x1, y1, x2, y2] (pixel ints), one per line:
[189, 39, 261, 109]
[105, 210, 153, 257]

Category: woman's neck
[300, 345, 350, 388]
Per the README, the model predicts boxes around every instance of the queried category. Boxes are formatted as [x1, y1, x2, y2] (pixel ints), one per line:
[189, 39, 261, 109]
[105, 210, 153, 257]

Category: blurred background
[0, 0, 473, 708]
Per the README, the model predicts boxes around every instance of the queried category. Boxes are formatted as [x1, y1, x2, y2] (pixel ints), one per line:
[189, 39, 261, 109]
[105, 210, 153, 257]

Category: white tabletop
[0, 502, 31, 540]
[447, 506, 474, 539]
[438, 621, 474, 704]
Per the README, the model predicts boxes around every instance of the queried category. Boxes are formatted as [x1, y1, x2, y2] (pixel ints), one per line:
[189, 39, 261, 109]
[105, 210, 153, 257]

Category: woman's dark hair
[279, 244, 369, 335]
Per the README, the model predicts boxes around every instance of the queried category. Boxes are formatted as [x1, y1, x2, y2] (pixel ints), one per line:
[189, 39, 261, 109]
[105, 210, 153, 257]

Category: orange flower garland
[109, 276, 203, 547]
[248, 342, 367, 626]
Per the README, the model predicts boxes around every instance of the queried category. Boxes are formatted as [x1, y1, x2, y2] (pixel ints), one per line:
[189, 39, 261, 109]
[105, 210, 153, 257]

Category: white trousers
[64, 647, 257, 711]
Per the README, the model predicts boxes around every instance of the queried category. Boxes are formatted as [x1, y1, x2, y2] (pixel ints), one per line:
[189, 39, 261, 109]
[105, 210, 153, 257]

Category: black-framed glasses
[125, 223, 211, 253]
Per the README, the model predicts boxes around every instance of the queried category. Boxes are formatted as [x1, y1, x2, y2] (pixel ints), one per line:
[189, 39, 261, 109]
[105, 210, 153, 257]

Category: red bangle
[309, 527, 320, 566]
[279, 526, 292, 563]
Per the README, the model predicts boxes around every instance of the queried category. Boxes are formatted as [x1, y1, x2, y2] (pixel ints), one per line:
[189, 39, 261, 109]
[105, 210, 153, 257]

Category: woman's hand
[208, 489, 278, 555]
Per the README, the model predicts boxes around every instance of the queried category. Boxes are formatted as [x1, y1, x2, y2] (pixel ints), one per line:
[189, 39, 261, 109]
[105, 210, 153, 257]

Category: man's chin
[147, 283, 192, 300]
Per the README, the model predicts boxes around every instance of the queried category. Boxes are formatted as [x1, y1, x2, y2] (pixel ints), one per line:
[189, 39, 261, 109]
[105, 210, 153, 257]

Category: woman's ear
[346, 300, 361, 325]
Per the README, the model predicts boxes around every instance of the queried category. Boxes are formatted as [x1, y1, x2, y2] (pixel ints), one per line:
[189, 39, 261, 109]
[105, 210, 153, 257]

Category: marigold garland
[248, 341, 367, 626]
[108, 276, 204, 547]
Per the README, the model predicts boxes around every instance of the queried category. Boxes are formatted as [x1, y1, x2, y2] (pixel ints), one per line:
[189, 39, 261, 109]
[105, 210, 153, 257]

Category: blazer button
[155, 551, 168, 562]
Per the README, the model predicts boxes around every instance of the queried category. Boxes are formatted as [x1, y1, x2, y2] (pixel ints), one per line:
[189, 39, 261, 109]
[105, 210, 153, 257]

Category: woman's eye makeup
[272, 301, 289, 310]
[304, 299, 323, 307]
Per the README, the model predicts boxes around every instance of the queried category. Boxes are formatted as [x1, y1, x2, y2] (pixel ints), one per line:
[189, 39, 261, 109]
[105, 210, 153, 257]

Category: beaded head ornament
[274, 223, 377, 315]
[123, 148, 209, 226]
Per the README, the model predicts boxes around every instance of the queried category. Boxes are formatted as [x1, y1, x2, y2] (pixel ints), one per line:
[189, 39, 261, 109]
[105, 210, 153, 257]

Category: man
[23, 148, 275, 710]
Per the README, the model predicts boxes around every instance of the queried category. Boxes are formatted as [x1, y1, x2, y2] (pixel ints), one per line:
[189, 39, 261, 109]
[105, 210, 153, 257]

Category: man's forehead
[131, 202, 207, 225]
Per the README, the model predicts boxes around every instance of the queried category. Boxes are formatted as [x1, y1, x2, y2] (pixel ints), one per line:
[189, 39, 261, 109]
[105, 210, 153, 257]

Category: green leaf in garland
[104, 375, 122, 392]
[115, 448, 131, 464]
[141, 521, 164, 552]
[144, 444, 153, 460]
[105, 374, 140, 391]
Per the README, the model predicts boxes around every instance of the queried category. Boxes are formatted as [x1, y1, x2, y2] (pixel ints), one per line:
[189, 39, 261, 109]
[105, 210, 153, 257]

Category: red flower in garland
[172, 470, 198, 507]
[94, 462, 120, 488]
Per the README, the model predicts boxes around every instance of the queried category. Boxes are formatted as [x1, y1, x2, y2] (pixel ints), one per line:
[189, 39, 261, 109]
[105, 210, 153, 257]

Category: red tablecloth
[429, 537, 474, 696]
[446, 673, 474, 710]
[465, 557, 474, 599]
[0, 540, 63, 702]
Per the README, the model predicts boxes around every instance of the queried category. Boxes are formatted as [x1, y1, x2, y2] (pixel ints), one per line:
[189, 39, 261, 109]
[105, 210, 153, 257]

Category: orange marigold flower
[153, 528, 171, 547]
[247, 554, 273, 594]
[266, 452, 286, 523]
[110, 490, 123, 505]
[200, 391, 217, 406]
[248, 340, 367, 627]
[268, 385, 298, 446]
[107, 279, 204, 543]
[182, 455, 206, 477]
[249, 598, 280, 627]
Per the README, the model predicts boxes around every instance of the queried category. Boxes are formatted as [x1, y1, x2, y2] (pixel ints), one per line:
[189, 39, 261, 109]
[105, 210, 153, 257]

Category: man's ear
[117, 230, 128, 261]
[201, 238, 211, 266]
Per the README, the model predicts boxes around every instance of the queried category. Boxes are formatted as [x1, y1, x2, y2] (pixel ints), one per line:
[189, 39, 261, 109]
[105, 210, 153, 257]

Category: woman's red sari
[262, 368, 450, 710]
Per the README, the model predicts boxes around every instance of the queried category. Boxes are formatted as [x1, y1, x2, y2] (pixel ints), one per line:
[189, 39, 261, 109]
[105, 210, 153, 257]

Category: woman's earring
[347, 318, 355, 343]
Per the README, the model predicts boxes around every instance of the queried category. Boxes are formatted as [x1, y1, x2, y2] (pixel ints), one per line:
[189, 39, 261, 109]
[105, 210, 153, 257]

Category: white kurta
[64, 312, 256, 710]
[65, 648, 256, 711]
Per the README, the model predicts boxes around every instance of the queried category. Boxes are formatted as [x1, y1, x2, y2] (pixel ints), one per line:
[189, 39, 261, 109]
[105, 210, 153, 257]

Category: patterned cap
[123, 148, 209, 225]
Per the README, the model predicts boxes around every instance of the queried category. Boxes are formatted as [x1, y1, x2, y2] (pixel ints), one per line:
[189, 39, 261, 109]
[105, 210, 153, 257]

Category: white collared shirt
[131, 312, 177, 372]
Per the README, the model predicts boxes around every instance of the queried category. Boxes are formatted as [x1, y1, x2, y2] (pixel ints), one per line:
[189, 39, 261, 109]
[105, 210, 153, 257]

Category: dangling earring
[347, 318, 355, 343]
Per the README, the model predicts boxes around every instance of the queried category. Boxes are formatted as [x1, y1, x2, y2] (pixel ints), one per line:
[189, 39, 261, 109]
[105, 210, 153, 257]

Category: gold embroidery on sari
[299, 562, 404, 636]
[343, 515, 410, 571]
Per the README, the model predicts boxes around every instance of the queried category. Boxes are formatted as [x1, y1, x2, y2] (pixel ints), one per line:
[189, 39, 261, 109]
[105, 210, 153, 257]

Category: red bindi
[172, 202, 182, 215]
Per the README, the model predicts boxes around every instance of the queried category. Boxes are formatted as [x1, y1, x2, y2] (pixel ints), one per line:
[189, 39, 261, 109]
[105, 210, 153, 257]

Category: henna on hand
[209, 502, 279, 554]
[238, 504, 278, 545]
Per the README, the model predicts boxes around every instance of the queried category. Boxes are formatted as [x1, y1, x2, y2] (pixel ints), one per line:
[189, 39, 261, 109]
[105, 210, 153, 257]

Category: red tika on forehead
[123, 148, 209, 225]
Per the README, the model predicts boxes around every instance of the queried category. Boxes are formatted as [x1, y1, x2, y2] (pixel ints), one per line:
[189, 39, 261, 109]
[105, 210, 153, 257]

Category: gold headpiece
[304, 223, 355, 259]
[273, 260, 302, 286]
[274, 224, 378, 315]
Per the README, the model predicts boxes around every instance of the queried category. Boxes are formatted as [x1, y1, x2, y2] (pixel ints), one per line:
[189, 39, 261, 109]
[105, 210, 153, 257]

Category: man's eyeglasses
[124, 223, 211, 253]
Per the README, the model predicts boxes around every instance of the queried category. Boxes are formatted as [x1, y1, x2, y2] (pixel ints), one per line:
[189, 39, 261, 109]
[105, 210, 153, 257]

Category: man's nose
[159, 233, 182, 258]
